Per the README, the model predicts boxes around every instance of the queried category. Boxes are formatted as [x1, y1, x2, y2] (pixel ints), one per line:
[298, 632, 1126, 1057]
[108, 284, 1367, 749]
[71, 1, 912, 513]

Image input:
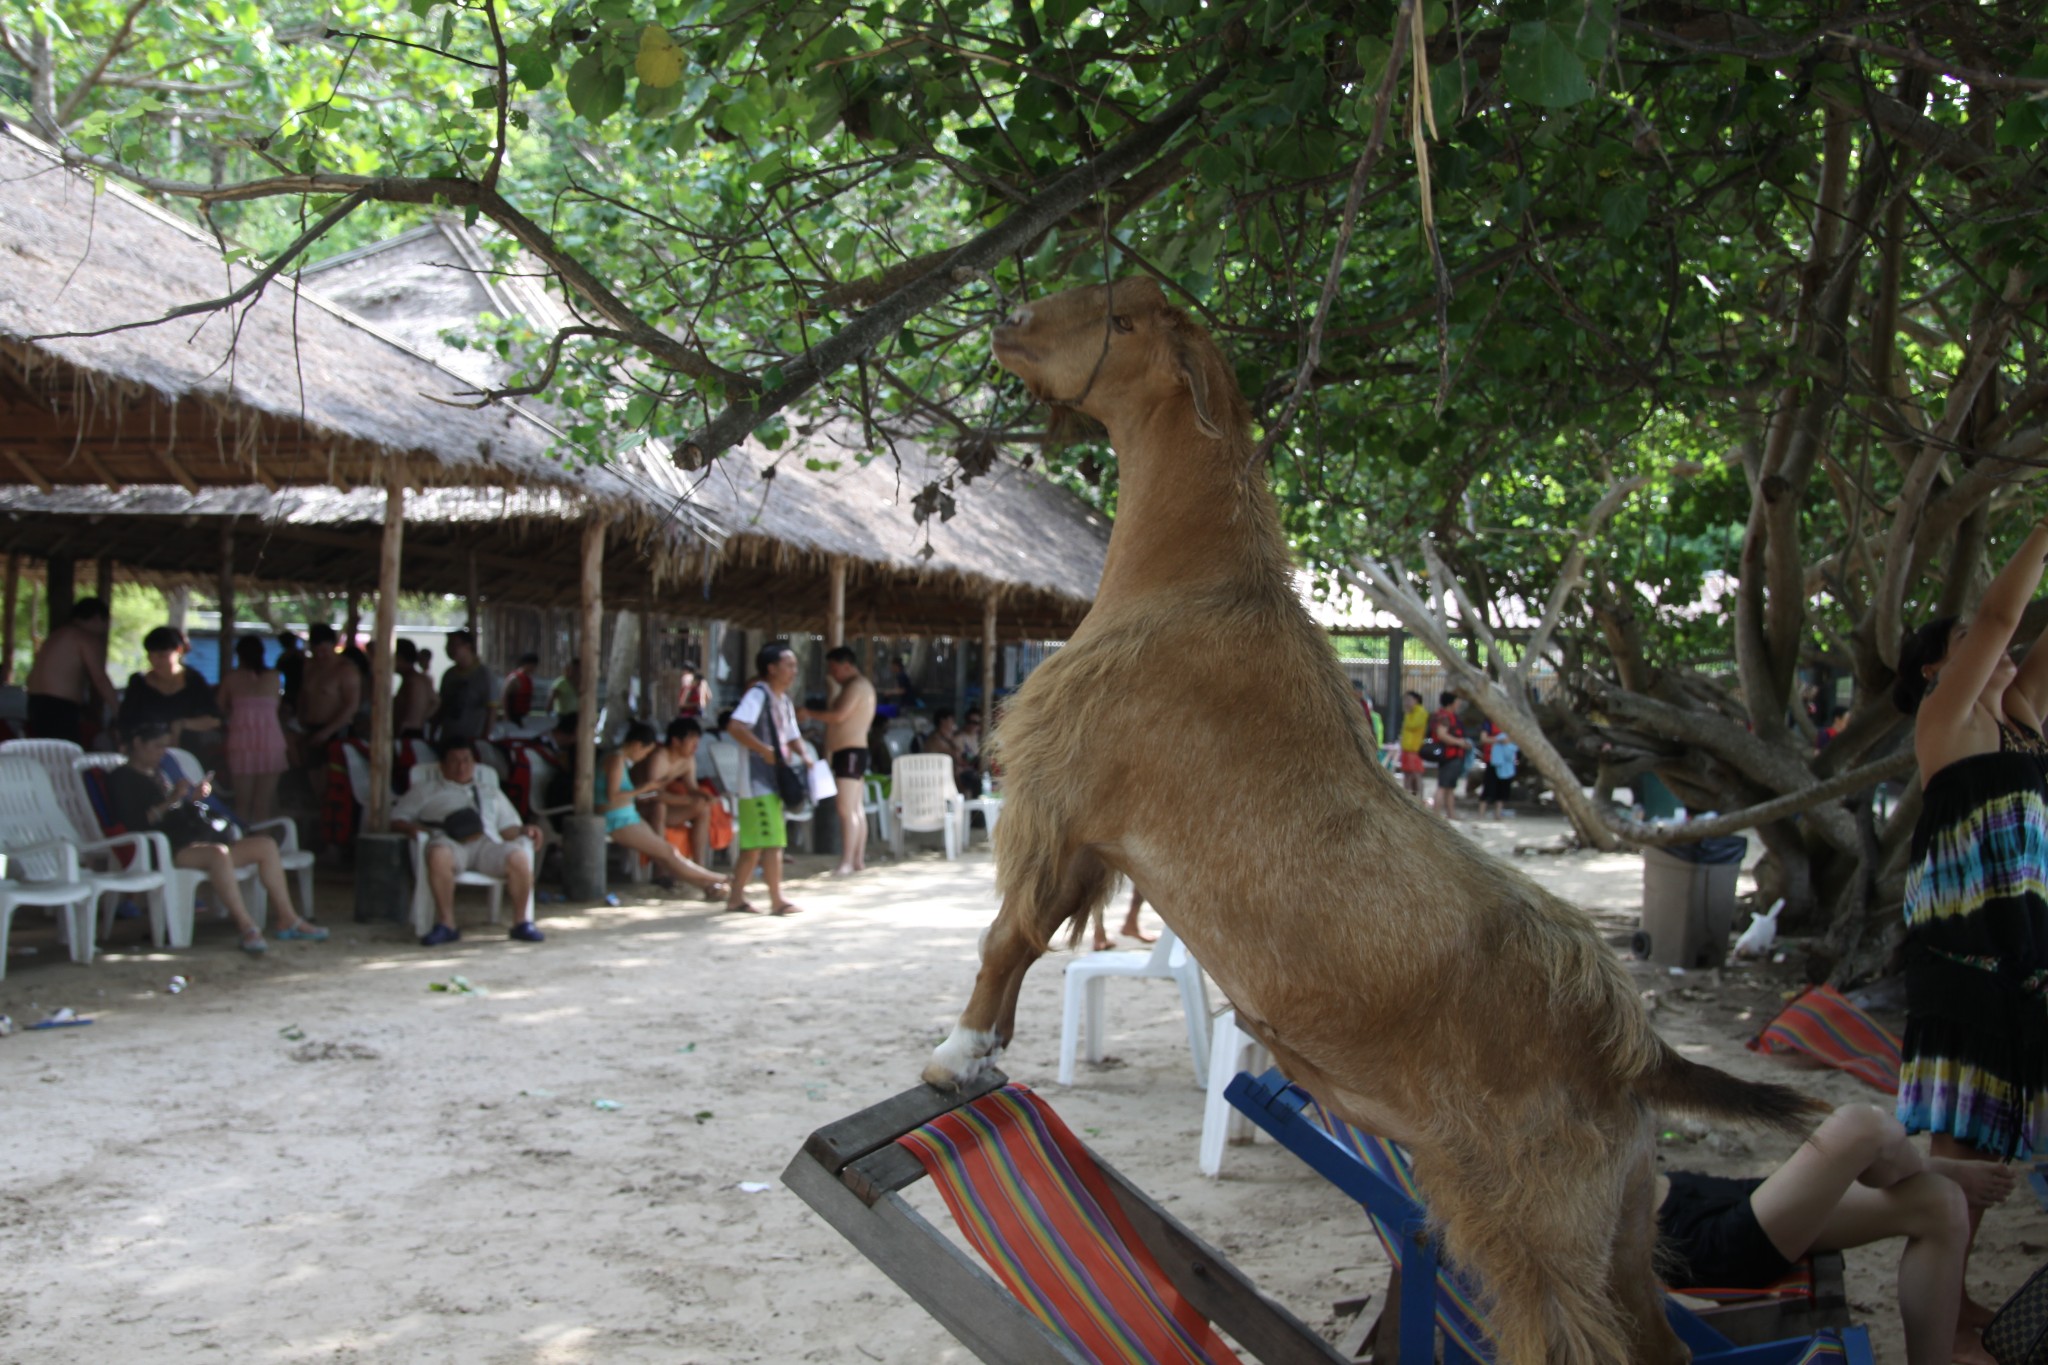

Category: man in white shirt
[392, 739, 545, 946]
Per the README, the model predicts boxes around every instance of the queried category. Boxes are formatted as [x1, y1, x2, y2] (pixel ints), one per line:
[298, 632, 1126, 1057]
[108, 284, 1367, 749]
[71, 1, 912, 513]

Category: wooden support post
[45, 555, 73, 632]
[216, 524, 236, 655]
[637, 600, 655, 718]
[575, 521, 604, 816]
[827, 557, 847, 699]
[367, 483, 405, 833]
[1, 554, 17, 685]
[466, 551, 481, 649]
[344, 592, 361, 646]
[96, 557, 114, 606]
[982, 595, 998, 731]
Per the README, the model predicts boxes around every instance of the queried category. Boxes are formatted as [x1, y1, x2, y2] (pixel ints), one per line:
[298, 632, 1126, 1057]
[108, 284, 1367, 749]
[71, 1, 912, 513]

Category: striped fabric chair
[1223, 1069, 1873, 1365]
[785, 1072, 1349, 1364]
[1747, 985, 1902, 1095]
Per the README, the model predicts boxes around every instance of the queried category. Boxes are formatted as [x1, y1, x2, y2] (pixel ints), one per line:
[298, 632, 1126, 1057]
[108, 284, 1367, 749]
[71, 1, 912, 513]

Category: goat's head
[991, 277, 1245, 443]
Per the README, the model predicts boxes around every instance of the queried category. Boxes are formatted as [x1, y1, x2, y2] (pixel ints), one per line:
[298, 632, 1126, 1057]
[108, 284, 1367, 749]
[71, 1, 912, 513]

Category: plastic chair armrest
[10, 838, 83, 881]
[77, 832, 154, 865]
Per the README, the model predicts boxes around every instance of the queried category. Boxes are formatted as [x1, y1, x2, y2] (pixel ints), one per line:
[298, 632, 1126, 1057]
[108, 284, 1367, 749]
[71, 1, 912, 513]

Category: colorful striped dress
[1898, 721, 2048, 1157]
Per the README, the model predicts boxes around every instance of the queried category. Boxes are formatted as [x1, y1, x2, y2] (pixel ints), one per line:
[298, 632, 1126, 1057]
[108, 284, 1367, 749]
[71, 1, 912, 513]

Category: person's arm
[86, 641, 119, 712]
[1921, 519, 2048, 768]
[389, 779, 432, 835]
[601, 752, 633, 811]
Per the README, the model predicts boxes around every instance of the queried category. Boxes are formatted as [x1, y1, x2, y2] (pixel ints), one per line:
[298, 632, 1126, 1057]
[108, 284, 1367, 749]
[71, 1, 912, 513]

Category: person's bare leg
[1749, 1105, 1984, 1365]
[685, 797, 712, 867]
[425, 843, 459, 929]
[230, 836, 309, 930]
[1119, 887, 1154, 942]
[504, 848, 534, 920]
[726, 847, 762, 910]
[1089, 903, 1112, 951]
[765, 849, 797, 913]
[833, 776, 863, 875]
[1931, 1133, 2003, 1327]
[175, 844, 260, 939]
[613, 819, 725, 894]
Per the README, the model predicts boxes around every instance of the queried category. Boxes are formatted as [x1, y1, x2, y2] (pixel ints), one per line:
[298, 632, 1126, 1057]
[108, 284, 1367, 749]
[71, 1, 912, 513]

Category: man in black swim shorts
[799, 647, 877, 877]
[1658, 1103, 2012, 1365]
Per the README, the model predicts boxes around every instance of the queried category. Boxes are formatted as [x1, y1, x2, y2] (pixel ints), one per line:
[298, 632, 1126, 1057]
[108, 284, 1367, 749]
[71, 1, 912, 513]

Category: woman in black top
[109, 722, 326, 954]
[117, 626, 222, 761]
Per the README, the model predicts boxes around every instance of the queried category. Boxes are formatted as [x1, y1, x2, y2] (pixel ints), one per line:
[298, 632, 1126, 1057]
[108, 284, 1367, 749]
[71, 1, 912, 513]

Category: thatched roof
[300, 222, 1110, 637]
[0, 483, 712, 607]
[0, 122, 690, 547]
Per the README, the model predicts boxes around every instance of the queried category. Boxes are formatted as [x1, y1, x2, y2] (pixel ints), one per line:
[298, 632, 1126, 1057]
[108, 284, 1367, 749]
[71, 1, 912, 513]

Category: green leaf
[757, 414, 789, 450]
[1502, 22, 1594, 108]
[566, 54, 627, 123]
[470, 85, 499, 109]
[1600, 184, 1648, 240]
[624, 393, 658, 426]
[512, 44, 554, 91]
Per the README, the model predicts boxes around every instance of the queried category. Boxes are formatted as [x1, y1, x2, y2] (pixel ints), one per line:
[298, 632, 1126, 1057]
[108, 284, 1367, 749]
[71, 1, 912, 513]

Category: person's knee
[1813, 1103, 1897, 1162]
[425, 844, 455, 873]
[1899, 1170, 1971, 1242]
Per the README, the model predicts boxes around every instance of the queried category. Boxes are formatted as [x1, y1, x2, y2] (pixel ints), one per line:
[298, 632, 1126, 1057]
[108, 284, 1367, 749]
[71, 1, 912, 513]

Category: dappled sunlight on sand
[5, 818, 1964, 1364]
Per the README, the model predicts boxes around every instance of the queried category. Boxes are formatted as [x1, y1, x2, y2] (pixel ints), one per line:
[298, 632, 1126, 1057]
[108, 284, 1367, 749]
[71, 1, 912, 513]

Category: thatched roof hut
[0, 122, 686, 553]
[301, 222, 1110, 639]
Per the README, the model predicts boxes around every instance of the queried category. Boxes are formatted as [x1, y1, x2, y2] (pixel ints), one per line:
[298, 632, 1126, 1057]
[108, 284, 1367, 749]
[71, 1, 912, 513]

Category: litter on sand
[30, 1008, 92, 1030]
[279, 1025, 306, 1042]
[428, 976, 488, 996]
[0, 1015, 14, 1037]
[166, 976, 188, 994]
[593, 1099, 622, 1111]
[736, 1182, 772, 1193]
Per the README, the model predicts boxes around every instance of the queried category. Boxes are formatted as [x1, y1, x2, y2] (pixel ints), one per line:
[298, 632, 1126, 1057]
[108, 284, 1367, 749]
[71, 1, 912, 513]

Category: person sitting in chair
[392, 739, 545, 947]
[1659, 1103, 2014, 1365]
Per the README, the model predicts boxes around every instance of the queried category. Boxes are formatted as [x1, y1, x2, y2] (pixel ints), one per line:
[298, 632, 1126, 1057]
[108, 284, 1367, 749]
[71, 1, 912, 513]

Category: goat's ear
[1175, 336, 1224, 440]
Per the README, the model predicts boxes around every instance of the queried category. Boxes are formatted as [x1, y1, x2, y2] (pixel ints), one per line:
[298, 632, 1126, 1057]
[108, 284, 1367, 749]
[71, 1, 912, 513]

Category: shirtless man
[800, 647, 877, 875]
[633, 718, 716, 867]
[296, 624, 361, 766]
[24, 597, 119, 742]
[393, 639, 437, 738]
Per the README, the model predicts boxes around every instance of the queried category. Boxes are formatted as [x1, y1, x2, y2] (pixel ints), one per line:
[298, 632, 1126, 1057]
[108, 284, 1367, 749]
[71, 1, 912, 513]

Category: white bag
[807, 758, 837, 804]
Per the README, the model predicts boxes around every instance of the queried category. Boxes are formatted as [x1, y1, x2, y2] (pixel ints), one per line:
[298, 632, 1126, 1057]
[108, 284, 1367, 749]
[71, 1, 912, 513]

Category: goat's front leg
[922, 848, 1110, 1088]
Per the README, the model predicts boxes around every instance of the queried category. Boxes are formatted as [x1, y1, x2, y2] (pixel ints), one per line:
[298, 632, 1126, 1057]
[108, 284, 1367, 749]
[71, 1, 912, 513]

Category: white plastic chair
[1199, 1008, 1272, 1177]
[409, 831, 532, 938]
[1057, 925, 1212, 1087]
[957, 793, 1002, 851]
[1, 739, 103, 844]
[0, 753, 163, 965]
[164, 746, 315, 922]
[71, 753, 252, 946]
[0, 848, 96, 980]
[888, 754, 963, 860]
[863, 773, 893, 846]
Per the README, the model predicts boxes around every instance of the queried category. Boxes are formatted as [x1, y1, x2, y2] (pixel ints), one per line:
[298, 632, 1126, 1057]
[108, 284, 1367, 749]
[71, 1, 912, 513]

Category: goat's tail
[1635, 1045, 1829, 1133]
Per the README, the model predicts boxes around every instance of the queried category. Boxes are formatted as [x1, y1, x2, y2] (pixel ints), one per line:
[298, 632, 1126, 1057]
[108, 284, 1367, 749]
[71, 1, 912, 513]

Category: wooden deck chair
[1223, 1070, 1872, 1365]
[784, 1070, 1351, 1364]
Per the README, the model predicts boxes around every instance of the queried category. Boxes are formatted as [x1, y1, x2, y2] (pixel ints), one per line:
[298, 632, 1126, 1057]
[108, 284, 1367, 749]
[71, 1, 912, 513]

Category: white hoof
[922, 1024, 1003, 1089]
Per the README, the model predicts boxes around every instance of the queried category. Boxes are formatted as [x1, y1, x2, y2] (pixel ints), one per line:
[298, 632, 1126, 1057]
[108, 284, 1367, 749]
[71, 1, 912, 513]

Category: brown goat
[921, 276, 1821, 1365]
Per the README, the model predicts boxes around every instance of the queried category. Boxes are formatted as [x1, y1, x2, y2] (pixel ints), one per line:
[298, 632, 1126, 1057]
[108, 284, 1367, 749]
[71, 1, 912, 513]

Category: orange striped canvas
[897, 1084, 1242, 1365]
[1749, 985, 1902, 1096]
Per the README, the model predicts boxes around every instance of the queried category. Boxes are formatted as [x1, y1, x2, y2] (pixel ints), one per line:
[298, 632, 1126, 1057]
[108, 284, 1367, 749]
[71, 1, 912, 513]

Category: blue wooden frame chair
[1223, 1069, 1874, 1365]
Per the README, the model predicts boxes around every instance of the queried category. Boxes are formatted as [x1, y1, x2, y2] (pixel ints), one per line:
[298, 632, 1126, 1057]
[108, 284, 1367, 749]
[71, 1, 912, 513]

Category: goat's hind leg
[922, 847, 1112, 1088]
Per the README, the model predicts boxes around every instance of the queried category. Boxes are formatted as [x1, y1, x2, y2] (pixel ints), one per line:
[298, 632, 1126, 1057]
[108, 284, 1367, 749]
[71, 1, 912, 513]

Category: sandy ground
[1, 815, 2040, 1364]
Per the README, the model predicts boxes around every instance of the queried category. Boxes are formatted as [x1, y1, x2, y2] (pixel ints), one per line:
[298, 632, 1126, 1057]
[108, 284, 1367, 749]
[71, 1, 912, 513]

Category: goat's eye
[1112, 315, 1134, 333]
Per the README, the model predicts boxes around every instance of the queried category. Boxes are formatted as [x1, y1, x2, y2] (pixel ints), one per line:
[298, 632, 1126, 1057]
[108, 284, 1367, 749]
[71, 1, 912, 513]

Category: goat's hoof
[923, 1026, 1003, 1089]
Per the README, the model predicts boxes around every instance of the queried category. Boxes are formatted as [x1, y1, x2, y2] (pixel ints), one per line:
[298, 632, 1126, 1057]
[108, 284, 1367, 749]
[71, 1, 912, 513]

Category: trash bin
[1633, 836, 1747, 969]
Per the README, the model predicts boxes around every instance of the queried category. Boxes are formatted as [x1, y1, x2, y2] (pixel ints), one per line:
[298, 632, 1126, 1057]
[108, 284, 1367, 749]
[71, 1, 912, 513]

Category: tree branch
[1522, 472, 1653, 684]
[672, 62, 1230, 469]
[53, 0, 149, 129]
[1606, 749, 1913, 846]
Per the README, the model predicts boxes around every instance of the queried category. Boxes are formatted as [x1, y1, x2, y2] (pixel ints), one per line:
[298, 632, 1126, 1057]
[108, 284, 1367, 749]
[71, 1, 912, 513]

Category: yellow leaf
[636, 24, 683, 89]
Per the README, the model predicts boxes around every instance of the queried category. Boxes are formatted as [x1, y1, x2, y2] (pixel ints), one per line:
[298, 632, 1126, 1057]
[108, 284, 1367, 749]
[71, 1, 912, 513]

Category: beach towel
[1748, 985, 1901, 1095]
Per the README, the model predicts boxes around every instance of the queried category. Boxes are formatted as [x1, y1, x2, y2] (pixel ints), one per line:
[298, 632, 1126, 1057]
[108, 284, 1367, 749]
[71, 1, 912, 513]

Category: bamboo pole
[367, 482, 405, 833]
[982, 595, 998, 731]
[96, 557, 113, 606]
[637, 599, 655, 718]
[466, 551, 481, 646]
[45, 556, 72, 631]
[574, 520, 604, 817]
[826, 556, 847, 700]
[1, 554, 17, 685]
[217, 523, 236, 657]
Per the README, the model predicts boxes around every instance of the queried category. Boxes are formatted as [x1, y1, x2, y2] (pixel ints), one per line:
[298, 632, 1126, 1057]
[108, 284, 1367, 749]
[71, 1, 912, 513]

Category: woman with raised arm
[1893, 517, 2048, 1347]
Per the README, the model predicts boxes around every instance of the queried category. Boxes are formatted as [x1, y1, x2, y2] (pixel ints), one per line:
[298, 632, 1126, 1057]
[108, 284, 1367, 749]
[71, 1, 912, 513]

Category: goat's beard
[1043, 402, 1107, 448]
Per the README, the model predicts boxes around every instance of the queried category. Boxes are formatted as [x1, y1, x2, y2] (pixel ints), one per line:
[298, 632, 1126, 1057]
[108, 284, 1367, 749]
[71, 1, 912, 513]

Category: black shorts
[1481, 769, 1514, 802]
[1657, 1171, 1792, 1289]
[829, 747, 870, 780]
[27, 693, 83, 743]
[1436, 754, 1467, 784]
